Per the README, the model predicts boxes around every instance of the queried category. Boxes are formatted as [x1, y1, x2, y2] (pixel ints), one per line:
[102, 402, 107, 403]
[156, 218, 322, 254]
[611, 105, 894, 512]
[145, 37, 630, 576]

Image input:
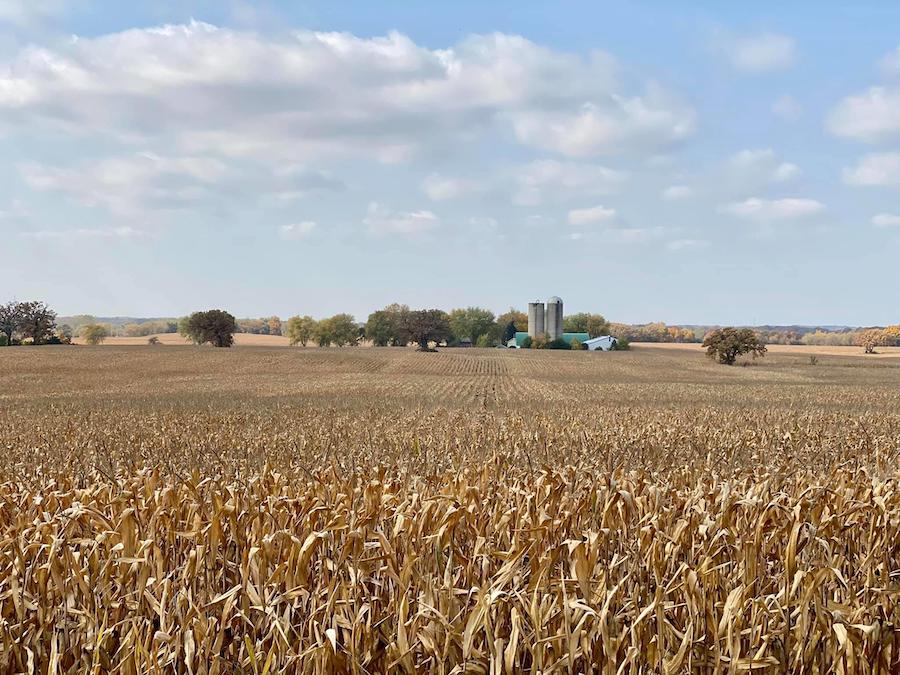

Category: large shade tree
[17, 301, 57, 345]
[402, 309, 452, 351]
[702, 327, 767, 365]
[285, 315, 317, 347]
[182, 310, 237, 347]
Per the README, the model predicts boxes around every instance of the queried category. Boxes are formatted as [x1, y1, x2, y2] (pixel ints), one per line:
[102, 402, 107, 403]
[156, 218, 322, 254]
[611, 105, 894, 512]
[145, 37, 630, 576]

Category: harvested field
[1, 345, 898, 672]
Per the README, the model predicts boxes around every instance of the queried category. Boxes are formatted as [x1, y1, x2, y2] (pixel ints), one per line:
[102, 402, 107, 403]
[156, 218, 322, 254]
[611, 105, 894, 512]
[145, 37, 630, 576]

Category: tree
[855, 328, 888, 354]
[267, 316, 283, 336]
[286, 315, 317, 347]
[0, 301, 20, 345]
[564, 313, 610, 337]
[81, 324, 109, 345]
[17, 301, 57, 345]
[496, 308, 528, 333]
[177, 316, 195, 343]
[183, 310, 237, 347]
[401, 309, 452, 351]
[448, 307, 496, 345]
[882, 325, 900, 347]
[365, 304, 409, 346]
[148, 336, 160, 346]
[703, 328, 767, 365]
[501, 322, 517, 345]
[326, 314, 359, 347]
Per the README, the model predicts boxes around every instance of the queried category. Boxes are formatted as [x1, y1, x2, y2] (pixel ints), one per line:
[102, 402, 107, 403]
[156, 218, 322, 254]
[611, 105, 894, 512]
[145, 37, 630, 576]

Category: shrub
[531, 334, 550, 349]
[571, 338, 586, 351]
[548, 337, 571, 350]
[520, 336, 533, 349]
[612, 337, 630, 351]
[148, 336, 160, 346]
[0, 335, 7, 347]
[475, 334, 493, 348]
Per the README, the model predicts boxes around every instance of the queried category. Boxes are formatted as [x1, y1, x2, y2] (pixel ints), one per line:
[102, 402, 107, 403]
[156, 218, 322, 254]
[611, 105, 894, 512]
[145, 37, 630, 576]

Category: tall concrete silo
[546, 296, 563, 339]
[527, 301, 545, 338]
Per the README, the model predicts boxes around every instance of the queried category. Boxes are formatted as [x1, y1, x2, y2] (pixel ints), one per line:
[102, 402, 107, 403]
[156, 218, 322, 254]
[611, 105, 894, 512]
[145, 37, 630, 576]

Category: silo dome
[548, 296, 562, 303]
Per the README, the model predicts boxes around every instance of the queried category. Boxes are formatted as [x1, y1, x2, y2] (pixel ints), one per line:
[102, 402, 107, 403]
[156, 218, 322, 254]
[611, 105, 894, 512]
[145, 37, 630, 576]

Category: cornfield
[1, 345, 898, 672]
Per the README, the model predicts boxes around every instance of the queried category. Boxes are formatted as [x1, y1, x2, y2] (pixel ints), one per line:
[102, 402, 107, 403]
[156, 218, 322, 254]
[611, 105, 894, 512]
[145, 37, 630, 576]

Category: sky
[1, 1, 899, 325]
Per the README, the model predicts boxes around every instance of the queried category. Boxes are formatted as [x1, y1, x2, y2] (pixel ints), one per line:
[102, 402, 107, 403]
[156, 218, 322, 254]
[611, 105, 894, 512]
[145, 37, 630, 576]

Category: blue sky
[1, 1, 899, 325]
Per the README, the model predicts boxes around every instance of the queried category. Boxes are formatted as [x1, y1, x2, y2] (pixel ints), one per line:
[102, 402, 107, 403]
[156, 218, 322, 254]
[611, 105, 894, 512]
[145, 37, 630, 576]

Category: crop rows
[1, 346, 898, 672]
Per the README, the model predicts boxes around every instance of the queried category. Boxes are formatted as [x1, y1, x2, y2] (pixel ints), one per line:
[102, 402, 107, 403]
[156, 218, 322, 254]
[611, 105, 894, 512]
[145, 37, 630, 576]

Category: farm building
[584, 335, 618, 351]
[507, 332, 590, 348]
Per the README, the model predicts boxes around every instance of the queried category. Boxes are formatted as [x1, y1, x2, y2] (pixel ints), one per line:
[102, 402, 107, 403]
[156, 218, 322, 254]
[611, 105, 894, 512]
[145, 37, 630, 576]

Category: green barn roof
[511, 331, 590, 347]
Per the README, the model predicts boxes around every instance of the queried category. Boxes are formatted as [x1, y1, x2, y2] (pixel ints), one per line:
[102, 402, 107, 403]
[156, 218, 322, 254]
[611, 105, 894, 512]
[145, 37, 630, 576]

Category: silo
[546, 296, 563, 339]
[527, 301, 545, 337]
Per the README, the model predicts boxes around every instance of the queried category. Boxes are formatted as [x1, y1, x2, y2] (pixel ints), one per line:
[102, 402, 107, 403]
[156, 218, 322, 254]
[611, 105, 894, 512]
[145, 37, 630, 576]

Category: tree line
[0, 301, 67, 346]
[6, 298, 899, 355]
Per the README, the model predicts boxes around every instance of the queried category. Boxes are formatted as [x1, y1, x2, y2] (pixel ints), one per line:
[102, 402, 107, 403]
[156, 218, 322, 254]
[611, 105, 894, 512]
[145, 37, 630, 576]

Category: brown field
[1, 345, 898, 672]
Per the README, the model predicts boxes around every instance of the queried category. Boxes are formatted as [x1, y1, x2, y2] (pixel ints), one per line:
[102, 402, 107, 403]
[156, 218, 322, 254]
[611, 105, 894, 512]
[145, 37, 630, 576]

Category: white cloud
[720, 197, 825, 222]
[567, 205, 616, 225]
[729, 149, 799, 184]
[828, 87, 900, 143]
[772, 94, 802, 121]
[666, 238, 709, 251]
[727, 33, 796, 73]
[0, 23, 694, 160]
[20, 226, 145, 240]
[279, 221, 317, 240]
[872, 213, 900, 228]
[509, 86, 695, 157]
[20, 153, 342, 214]
[513, 159, 626, 206]
[842, 152, 900, 186]
[422, 174, 480, 201]
[363, 202, 439, 235]
[661, 185, 693, 200]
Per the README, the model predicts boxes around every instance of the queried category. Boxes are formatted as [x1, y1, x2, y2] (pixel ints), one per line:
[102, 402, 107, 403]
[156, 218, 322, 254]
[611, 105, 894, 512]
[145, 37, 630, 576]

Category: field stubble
[0, 345, 898, 673]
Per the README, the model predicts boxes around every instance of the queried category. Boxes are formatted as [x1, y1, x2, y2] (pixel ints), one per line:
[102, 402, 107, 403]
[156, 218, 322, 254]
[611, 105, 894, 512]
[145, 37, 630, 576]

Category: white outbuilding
[583, 335, 619, 351]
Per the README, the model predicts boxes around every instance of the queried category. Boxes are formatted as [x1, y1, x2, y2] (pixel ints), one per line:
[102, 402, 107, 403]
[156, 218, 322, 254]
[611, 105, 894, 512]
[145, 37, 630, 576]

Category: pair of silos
[527, 297, 563, 340]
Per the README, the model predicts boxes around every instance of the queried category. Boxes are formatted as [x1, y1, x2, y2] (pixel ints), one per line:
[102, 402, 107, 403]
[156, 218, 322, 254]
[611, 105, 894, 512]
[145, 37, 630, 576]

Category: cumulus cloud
[661, 185, 693, 200]
[872, 213, 900, 228]
[19, 153, 342, 214]
[729, 149, 799, 184]
[422, 174, 481, 201]
[279, 221, 317, 240]
[828, 87, 900, 143]
[0, 22, 694, 160]
[842, 152, 900, 186]
[567, 205, 616, 226]
[509, 85, 695, 157]
[720, 197, 825, 222]
[513, 159, 626, 206]
[20, 153, 230, 214]
[727, 33, 796, 73]
[363, 202, 439, 235]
